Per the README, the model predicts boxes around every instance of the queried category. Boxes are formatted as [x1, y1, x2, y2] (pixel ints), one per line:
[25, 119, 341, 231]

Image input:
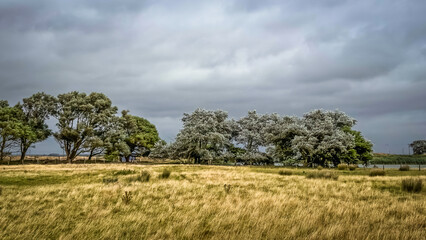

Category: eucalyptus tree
[15, 92, 56, 163]
[0, 100, 23, 162]
[103, 115, 130, 162]
[53, 91, 118, 163]
[172, 108, 233, 164]
[119, 110, 160, 162]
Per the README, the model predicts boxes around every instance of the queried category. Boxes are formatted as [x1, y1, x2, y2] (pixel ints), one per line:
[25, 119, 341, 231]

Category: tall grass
[0, 164, 424, 239]
[401, 178, 423, 193]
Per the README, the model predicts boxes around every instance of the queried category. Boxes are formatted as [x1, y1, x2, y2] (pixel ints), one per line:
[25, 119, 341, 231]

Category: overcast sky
[1, 0, 425, 154]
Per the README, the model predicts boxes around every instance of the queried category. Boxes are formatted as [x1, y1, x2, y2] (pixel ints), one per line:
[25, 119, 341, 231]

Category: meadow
[0, 164, 425, 239]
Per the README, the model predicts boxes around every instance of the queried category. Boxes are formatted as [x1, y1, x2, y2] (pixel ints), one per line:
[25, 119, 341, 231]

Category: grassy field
[0, 164, 425, 239]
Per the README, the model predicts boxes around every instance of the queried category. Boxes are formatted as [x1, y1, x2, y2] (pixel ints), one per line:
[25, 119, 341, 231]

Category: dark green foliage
[401, 178, 422, 193]
[158, 168, 171, 179]
[0, 100, 23, 162]
[369, 169, 385, 176]
[337, 164, 348, 170]
[371, 154, 426, 164]
[342, 127, 373, 165]
[399, 165, 410, 171]
[120, 111, 160, 161]
[306, 171, 338, 180]
[15, 92, 56, 162]
[278, 170, 293, 175]
[102, 177, 118, 184]
[121, 191, 132, 204]
[53, 92, 118, 163]
[409, 140, 426, 155]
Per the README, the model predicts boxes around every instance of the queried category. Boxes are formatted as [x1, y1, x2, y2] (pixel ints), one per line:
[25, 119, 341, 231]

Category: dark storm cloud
[1, 0, 425, 154]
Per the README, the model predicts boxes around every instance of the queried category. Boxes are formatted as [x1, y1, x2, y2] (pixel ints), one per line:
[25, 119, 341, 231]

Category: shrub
[369, 169, 385, 176]
[399, 165, 410, 171]
[306, 171, 338, 180]
[348, 164, 357, 171]
[0, 186, 2, 196]
[140, 170, 151, 182]
[103, 177, 118, 184]
[278, 170, 293, 175]
[317, 166, 323, 170]
[158, 168, 171, 179]
[401, 178, 423, 193]
[121, 191, 132, 204]
[337, 164, 348, 170]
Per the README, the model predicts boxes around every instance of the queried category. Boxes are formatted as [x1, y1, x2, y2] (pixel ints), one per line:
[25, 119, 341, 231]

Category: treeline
[1, 92, 374, 166]
[151, 108, 374, 167]
[0, 92, 159, 163]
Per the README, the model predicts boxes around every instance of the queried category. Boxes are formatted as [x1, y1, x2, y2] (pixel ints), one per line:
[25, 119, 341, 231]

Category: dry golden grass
[0, 164, 425, 239]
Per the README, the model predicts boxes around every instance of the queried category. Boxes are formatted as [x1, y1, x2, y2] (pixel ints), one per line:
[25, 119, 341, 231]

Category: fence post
[382, 165, 384, 170]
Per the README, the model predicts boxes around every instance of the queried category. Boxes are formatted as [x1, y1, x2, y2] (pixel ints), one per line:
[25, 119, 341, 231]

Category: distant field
[371, 153, 426, 164]
[0, 165, 425, 239]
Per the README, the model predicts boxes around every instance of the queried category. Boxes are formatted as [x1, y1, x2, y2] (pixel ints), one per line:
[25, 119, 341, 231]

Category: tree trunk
[20, 151, 26, 165]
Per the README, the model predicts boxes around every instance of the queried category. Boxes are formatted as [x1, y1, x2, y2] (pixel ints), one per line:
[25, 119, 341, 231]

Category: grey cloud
[1, 0, 425, 154]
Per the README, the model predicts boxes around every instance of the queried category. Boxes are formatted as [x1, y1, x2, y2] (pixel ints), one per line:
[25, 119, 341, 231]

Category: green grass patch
[371, 154, 426, 164]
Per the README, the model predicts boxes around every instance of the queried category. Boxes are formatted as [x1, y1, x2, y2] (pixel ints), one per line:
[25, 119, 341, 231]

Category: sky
[1, 0, 425, 155]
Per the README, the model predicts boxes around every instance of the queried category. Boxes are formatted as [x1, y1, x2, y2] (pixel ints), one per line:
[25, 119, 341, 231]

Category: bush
[337, 164, 348, 170]
[121, 191, 132, 204]
[103, 177, 118, 184]
[369, 169, 385, 176]
[317, 166, 323, 170]
[348, 164, 357, 171]
[158, 168, 171, 179]
[306, 171, 338, 180]
[399, 165, 410, 171]
[278, 170, 293, 175]
[0, 186, 2, 196]
[401, 178, 423, 193]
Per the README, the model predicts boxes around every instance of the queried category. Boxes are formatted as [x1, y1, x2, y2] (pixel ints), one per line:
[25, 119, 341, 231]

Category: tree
[342, 127, 373, 165]
[120, 110, 160, 162]
[15, 92, 56, 163]
[171, 108, 233, 164]
[263, 114, 305, 163]
[292, 110, 356, 167]
[410, 140, 426, 155]
[53, 92, 118, 163]
[149, 140, 171, 159]
[235, 110, 266, 153]
[0, 100, 23, 162]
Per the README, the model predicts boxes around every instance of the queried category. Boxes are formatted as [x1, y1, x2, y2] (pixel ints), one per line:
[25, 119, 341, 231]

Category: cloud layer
[1, 0, 425, 154]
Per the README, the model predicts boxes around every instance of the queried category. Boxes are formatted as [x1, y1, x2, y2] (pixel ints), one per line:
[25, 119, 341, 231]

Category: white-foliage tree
[291, 110, 356, 166]
[171, 108, 234, 164]
[235, 110, 270, 164]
